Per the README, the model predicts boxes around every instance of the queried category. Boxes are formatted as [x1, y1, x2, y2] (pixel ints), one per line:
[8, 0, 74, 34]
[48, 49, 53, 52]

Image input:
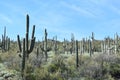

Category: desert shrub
[0, 51, 20, 71]
[102, 73, 115, 80]
[0, 56, 2, 62]
[26, 73, 36, 80]
[33, 67, 64, 80]
[109, 58, 120, 79]
[48, 55, 68, 73]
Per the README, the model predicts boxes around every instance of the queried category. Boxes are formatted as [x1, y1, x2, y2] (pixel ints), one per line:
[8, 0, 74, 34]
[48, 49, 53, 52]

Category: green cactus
[91, 32, 94, 54]
[70, 33, 75, 54]
[40, 29, 51, 61]
[76, 40, 79, 68]
[36, 47, 39, 59]
[53, 36, 59, 54]
[63, 38, 66, 54]
[89, 40, 92, 57]
[0, 27, 10, 52]
[17, 14, 36, 79]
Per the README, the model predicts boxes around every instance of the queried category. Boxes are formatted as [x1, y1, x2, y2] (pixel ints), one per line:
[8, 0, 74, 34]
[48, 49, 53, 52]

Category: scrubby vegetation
[1, 46, 120, 80]
[0, 14, 120, 80]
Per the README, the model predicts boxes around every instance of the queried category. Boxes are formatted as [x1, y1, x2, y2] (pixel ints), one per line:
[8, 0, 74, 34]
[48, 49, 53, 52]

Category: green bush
[33, 67, 64, 80]
[109, 63, 120, 79]
[48, 55, 68, 73]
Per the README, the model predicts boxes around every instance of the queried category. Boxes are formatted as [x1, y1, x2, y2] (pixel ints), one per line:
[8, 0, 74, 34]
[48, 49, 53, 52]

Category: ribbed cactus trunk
[63, 38, 66, 54]
[82, 38, 85, 54]
[21, 38, 26, 78]
[104, 39, 106, 53]
[36, 47, 39, 59]
[17, 14, 35, 80]
[6, 37, 10, 51]
[114, 33, 118, 54]
[108, 37, 110, 48]
[44, 29, 48, 61]
[70, 33, 75, 54]
[3, 27, 6, 51]
[88, 37, 91, 54]
[80, 41, 82, 54]
[26, 15, 29, 58]
[89, 39, 92, 57]
[54, 36, 58, 54]
[40, 29, 51, 61]
[76, 40, 79, 68]
[101, 40, 104, 53]
[91, 32, 94, 54]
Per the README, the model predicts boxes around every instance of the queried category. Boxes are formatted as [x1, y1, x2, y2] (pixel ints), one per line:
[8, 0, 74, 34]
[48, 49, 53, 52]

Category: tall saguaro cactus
[40, 29, 51, 61]
[89, 40, 92, 57]
[114, 33, 119, 54]
[91, 32, 94, 54]
[70, 33, 75, 54]
[82, 38, 85, 54]
[63, 38, 66, 53]
[76, 40, 79, 68]
[17, 14, 36, 79]
[0, 27, 10, 52]
[53, 36, 58, 54]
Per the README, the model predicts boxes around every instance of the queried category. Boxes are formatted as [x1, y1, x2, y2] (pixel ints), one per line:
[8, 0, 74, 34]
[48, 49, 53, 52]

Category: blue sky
[0, 0, 120, 41]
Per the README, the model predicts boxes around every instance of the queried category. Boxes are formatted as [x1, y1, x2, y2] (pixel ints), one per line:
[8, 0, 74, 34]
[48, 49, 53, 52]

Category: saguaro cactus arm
[29, 37, 36, 53]
[28, 25, 36, 54]
[17, 35, 22, 52]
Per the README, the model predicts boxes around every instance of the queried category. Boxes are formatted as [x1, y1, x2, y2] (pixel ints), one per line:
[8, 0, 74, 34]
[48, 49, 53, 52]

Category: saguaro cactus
[53, 36, 58, 54]
[76, 40, 79, 68]
[36, 47, 39, 59]
[89, 40, 92, 57]
[21, 38, 26, 78]
[82, 38, 85, 54]
[101, 40, 104, 53]
[63, 38, 66, 53]
[88, 38, 90, 53]
[0, 27, 10, 52]
[17, 14, 36, 79]
[88, 37, 92, 57]
[40, 29, 51, 61]
[91, 32, 94, 54]
[70, 33, 75, 54]
[114, 33, 119, 54]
